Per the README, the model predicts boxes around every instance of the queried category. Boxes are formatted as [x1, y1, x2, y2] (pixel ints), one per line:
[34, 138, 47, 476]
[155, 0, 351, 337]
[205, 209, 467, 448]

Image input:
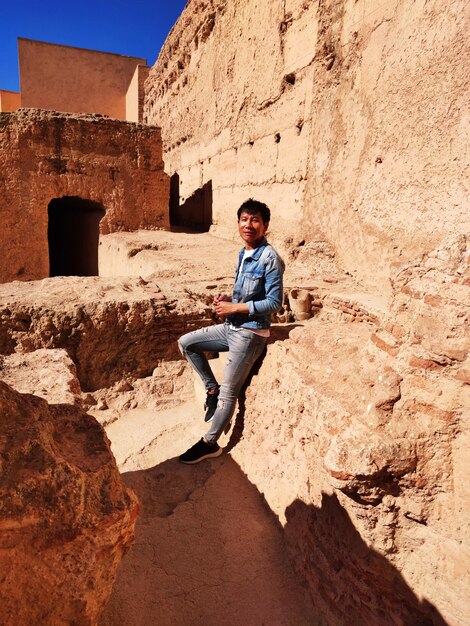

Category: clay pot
[288, 288, 311, 321]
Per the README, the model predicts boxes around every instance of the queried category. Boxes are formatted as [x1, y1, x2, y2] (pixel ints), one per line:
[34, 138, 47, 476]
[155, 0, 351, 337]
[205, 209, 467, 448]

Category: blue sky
[0, 0, 188, 92]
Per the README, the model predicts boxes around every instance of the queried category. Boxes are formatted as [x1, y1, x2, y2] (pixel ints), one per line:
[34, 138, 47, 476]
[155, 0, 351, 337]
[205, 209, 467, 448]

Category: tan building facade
[126, 65, 151, 123]
[0, 108, 169, 283]
[0, 39, 149, 121]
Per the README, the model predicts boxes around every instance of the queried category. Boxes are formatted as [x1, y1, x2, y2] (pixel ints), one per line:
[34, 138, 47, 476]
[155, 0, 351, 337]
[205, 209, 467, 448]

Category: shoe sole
[179, 447, 223, 465]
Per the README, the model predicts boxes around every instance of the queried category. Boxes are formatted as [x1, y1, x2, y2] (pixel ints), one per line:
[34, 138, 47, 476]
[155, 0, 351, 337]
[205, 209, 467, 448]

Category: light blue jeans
[178, 322, 267, 444]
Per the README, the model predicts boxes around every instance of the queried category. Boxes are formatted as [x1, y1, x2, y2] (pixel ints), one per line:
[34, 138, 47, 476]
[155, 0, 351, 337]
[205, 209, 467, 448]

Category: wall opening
[48, 196, 105, 277]
[169, 175, 212, 232]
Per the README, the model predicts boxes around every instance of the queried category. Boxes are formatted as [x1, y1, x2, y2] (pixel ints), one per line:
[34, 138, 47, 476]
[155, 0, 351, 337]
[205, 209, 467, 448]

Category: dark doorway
[48, 196, 105, 277]
[170, 175, 212, 232]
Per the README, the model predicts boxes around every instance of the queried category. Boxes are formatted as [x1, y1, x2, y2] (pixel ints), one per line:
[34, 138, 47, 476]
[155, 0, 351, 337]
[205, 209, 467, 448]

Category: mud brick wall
[0, 109, 169, 283]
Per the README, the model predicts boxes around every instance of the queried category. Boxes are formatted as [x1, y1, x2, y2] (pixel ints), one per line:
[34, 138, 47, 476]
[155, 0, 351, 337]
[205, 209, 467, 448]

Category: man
[178, 198, 285, 464]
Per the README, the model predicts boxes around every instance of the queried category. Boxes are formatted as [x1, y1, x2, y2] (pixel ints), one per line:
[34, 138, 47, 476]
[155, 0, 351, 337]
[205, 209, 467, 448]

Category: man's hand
[213, 293, 231, 305]
[215, 300, 238, 316]
[213, 294, 249, 317]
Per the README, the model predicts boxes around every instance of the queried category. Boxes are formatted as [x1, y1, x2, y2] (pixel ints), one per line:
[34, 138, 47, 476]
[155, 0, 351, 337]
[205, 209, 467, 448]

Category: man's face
[238, 210, 268, 249]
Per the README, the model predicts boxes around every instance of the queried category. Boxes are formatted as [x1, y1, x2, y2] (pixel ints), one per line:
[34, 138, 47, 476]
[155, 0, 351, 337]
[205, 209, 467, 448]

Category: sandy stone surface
[0, 381, 138, 625]
[98, 229, 239, 283]
[101, 455, 319, 626]
[0, 348, 82, 405]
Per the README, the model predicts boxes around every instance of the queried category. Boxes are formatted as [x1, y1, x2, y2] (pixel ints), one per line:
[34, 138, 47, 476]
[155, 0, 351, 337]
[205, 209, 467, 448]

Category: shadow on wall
[284, 494, 449, 626]
[170, 174, 212, 232]
[48, 196, 105, 277]
[101, 455, 448, 626]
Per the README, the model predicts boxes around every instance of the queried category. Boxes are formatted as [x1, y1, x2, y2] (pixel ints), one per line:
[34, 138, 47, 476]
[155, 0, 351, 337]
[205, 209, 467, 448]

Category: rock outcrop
[0, 381, 138, 625]
[0, 348, 82, 405]
[146, 0, 469, 293]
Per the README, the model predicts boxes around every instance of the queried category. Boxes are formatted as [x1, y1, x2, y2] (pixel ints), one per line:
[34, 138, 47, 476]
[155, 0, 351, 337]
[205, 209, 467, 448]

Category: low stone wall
[0, 275, 213, 391]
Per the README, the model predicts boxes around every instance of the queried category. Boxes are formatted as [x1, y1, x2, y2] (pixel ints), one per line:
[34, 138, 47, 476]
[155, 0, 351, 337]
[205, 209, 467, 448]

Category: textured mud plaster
[0, 226, 467, 624]
[0, 108, 169, 283]
[146, 0, 469, 293]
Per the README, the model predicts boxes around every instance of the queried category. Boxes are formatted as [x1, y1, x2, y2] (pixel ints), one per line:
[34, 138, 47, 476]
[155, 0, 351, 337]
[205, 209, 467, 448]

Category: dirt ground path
[100, 406, 321, 626]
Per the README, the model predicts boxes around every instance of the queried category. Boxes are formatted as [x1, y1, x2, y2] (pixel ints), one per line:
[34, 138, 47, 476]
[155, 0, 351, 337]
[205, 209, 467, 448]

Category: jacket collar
[239, 237, 268, 261]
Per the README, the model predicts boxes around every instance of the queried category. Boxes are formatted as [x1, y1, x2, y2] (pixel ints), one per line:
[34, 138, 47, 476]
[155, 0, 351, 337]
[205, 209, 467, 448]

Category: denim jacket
[228, 237, 285, 329]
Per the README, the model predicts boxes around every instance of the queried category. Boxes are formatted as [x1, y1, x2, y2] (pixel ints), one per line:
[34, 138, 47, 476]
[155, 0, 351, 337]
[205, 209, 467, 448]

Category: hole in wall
[48, 196, 105, 277]
[284, 72, 296, 85]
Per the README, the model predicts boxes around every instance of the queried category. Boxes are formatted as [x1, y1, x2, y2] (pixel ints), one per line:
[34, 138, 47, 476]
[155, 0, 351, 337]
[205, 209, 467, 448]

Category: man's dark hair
[237, 199, 271, 223]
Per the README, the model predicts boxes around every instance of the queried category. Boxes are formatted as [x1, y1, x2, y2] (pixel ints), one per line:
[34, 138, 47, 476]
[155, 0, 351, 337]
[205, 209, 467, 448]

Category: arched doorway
[48, 196, 105, 277]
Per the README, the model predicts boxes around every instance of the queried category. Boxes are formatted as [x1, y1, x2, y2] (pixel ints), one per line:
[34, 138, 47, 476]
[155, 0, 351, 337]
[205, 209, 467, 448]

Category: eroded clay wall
[0, 109, 169, 283]
[19, 38, 146, 120]
[145, 0, 469, 293]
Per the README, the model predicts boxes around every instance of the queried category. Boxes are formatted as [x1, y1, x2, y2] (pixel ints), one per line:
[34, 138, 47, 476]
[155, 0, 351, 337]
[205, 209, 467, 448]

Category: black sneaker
[179, 438, 223, 464]
[204, 388, 219, 422]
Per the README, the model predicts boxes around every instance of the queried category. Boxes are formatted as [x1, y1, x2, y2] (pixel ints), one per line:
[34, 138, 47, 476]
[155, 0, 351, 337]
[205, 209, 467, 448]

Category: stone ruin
[0, 0, 469, 625]
[0, 108, 169, 283]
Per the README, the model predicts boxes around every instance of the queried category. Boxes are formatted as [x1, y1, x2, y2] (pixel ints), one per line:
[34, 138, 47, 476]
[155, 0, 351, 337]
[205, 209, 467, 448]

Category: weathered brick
[409, 356, 443, 371]
[0, 109, 169, 284]
[371, 333, 399, 356]
[402, 399, 456, 422]
[424, 294, 444, 307]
